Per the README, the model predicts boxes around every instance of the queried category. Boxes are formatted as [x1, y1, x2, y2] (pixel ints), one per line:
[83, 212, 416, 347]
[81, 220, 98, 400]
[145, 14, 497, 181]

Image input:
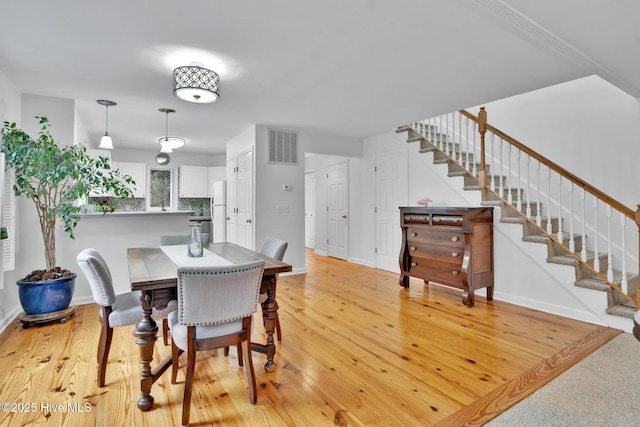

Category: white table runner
[160, 244, 233, 267]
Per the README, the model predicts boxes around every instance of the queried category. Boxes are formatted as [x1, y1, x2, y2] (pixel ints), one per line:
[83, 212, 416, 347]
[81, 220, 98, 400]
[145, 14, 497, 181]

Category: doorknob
[246, 219, 252, 223]
[342, 215, 347, 219]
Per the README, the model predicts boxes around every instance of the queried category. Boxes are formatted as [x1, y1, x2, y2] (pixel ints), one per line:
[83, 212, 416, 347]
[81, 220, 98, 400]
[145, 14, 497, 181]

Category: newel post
[477, 107, 488, 201]
[636, 204, 640, 308]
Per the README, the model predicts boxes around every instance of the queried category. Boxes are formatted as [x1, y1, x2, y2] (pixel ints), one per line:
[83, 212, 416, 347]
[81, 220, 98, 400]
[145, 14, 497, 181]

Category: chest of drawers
[399, 206, 494, 307]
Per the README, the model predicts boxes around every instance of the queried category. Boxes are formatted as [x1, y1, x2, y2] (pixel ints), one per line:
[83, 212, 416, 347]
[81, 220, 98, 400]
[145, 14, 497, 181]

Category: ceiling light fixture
[97, 99, 116, 149]
[158, 108, 187, 153]
[173, 64, 220, 103]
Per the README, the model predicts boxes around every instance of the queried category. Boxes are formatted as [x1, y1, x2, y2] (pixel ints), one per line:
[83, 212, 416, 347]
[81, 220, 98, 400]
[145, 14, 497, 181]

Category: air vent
[268, 129, 298, 165]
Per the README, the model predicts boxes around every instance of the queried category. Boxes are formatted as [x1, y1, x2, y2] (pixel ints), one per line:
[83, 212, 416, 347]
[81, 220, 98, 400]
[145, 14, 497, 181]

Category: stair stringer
[406, 128, 634, 332]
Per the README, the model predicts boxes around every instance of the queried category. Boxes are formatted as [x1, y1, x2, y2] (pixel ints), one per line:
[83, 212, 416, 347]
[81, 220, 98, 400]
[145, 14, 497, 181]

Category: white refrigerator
[210, 180, 227, 243]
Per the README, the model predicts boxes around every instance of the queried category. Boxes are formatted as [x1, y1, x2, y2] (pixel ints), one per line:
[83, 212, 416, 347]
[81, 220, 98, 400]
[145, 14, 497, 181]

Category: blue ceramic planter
[17, 273, 76, 315]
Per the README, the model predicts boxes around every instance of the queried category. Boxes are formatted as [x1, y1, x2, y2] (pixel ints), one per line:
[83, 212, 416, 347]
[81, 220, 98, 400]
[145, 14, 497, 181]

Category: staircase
[397, 109, 639, 326]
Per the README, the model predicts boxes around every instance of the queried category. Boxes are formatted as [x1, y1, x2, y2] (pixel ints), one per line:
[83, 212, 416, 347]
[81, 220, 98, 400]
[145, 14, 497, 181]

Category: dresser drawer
[408, 259, 463, 285]
[406, 228, 465, 247]
[408, 242, 463, 263]
[432, 215, 463, 227]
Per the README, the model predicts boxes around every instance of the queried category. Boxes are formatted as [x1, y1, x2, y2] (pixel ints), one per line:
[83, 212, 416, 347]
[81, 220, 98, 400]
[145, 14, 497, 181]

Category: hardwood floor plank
[0, 249, 616, 426]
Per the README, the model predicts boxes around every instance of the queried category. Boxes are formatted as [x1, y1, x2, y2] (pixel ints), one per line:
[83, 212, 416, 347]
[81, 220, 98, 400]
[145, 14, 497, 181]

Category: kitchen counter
[78, 210, 195, 217]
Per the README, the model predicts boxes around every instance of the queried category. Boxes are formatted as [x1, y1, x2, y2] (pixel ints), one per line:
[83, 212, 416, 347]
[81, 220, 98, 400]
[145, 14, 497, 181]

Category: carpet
[485, 332, 640, 427]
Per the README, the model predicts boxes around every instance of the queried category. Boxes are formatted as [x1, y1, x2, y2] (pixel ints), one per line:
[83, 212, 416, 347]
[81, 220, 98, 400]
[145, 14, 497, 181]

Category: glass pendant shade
[158, 108, 187, 152]
[97, 99, 116, 150]
[99, 134, 114, 149]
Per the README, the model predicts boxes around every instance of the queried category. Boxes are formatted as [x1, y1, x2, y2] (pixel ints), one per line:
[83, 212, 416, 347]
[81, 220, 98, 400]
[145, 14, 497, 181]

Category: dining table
[127, 242, 292, 411]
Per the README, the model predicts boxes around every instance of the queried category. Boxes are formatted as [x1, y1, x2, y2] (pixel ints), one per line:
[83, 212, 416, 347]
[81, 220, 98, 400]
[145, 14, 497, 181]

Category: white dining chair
[169, 260, 265, 426]
[76, 248, 177, 387]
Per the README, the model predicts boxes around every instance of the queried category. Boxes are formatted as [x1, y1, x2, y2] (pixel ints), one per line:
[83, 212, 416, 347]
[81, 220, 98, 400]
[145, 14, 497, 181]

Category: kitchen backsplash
[88, 197, 210, 213]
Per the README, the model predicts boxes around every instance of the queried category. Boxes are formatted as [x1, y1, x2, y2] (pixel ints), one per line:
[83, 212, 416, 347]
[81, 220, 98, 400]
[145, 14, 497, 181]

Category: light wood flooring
[0, 249, 620, 426]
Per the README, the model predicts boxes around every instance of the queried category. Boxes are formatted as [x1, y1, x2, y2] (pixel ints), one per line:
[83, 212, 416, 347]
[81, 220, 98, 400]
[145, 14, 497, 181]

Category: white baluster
[525, 154, 531, 218]
[516, 149, 522, 211]
[438, 116, 446, 153]
[546, 167, 552, 234]
[568, 183, 574, 252]
[557, 176, 563, 244]
[620, 213, 628, 293]
[593, 198, 600, 273]
[536, 160, 542, 227]
[472, 122, 477, 176]
[580, 189, 587, 261]
[606, 205, 613, 282]
[457, 112, 462, 163]
[490, 133, 496, 192]
[429, 117, 435, 144]
[499, 137, 505, 199]
[506, 144, 512, 204]
[465, 116, 470, 171]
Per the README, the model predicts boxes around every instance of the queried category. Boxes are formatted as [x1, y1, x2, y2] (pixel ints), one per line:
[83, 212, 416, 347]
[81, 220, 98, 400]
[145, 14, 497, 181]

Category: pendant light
[158, 108, 187, 153]
[97, 99, 116, 149]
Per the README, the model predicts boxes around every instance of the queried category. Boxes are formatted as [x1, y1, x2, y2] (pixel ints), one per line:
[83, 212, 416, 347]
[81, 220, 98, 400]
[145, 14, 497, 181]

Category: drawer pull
[451, 252, 458, 257]
[411, 262, 418, 267]
[451, 236, 459, 242]
[411, 232, 417, 237]
[452, 270, 459, 275]
[410, 246, 416, 251]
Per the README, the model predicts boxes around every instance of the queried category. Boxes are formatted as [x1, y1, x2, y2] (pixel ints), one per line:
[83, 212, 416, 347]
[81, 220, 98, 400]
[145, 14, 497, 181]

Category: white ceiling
[0, 0, 638, 155]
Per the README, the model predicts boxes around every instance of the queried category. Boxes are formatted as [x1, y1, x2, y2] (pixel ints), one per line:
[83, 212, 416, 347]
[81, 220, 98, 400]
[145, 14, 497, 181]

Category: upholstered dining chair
[160, 233, 209, 246]
[76, 248, 177, 387]
[169, 260, 265, 426]
[258, 237, 288, 341]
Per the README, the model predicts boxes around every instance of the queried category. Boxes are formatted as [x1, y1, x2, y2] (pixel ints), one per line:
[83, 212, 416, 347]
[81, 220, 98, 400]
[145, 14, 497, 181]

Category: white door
[327, 162, 348, 260]
[375, 151, 407, 272]
[226, 157, 238, 245]
[305, 171, 316, 249]
[236, 149, 254, 250]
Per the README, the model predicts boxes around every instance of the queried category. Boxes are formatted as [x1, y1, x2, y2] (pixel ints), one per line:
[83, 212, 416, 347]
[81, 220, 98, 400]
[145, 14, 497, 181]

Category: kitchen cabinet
[179, 165, 209, 197]
[115, 161, 147, 198]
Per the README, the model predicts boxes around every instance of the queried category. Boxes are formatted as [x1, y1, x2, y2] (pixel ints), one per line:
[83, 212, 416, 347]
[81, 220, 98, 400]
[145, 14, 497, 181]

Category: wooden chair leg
[97, 321, 113, 388]
[171, 339, 180, 384]
[223, 346, 229, 357]
[182, 344, 196, 426]
[242, 339, 257, 404]
[237, 344, 243, 367]
[275, 317, 282, 342]
[163, 319, 170, 346]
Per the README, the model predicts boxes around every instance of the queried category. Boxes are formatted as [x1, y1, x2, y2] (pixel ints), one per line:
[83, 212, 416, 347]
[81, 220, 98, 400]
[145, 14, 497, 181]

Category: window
[148, 169, 174, 210]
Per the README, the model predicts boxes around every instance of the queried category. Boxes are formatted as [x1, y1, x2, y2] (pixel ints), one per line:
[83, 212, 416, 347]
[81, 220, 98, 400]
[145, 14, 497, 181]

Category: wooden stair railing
[402, 107, 640, 311]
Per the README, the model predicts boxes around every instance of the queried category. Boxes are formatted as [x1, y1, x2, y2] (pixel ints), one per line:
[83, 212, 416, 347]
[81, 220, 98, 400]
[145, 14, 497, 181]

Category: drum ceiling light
[173, 65, 220, 104]
[158, 108, 187, 153]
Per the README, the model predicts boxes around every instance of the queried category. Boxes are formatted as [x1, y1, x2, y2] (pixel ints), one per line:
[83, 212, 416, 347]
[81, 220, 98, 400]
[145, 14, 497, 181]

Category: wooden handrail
[460, 109, 636, 220]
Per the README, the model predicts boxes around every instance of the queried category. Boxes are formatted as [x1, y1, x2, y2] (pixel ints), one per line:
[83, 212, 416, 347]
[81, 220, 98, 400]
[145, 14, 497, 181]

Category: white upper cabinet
[179, 165, 209, 198]
[115, 161, 147, 198]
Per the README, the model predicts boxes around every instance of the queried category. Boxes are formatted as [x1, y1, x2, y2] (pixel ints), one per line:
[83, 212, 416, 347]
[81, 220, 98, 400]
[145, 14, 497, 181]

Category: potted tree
[1, 116, 134, 323]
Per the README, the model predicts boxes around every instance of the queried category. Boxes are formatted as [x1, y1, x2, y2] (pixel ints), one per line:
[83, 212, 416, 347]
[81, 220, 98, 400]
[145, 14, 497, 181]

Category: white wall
[0, 70, 22, 329]
[474, 75, 640, 209]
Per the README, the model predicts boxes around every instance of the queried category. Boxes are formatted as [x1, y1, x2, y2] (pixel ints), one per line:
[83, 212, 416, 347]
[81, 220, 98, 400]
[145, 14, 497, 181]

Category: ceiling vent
[268, 129, 298, 165]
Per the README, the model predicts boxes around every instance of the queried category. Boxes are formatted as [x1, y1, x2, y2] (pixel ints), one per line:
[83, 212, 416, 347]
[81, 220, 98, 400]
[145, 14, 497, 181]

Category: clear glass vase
[187, 224, 203, 257]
